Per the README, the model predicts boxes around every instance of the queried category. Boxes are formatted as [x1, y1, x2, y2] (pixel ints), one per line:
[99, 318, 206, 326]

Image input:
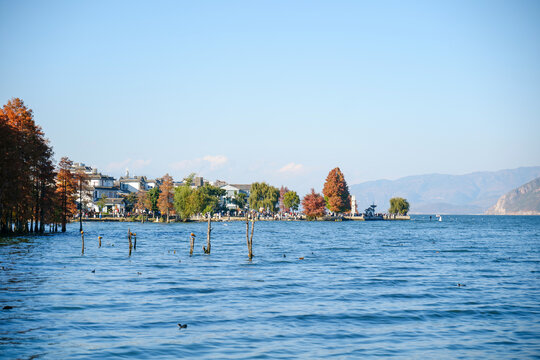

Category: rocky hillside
[486, 177, 540, 215]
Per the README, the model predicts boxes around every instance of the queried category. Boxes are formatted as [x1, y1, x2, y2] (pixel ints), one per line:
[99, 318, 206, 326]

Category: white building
[145, 179, 160, 190]
[220, 184, 251, 210]
[88, 172, 115, 188]
[119, 175, 147, 193]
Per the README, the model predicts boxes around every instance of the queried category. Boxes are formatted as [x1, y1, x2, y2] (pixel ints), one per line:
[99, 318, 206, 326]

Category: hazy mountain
[485, 177, 540, 215]
[349, 166, 540, 214]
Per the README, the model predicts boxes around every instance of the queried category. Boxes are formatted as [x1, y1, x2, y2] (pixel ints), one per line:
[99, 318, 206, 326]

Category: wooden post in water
[81, 230, 85, 254]
[249, 217, 254, 260]
[245, 212, 249, 256]
[128, 228, 133, 256]
[133, 233, 137, 250]
[98, 236, 102, 248]
[245, 212, 254, 260]
[190, 233, 195, 256]
[204, 213, 211, 254]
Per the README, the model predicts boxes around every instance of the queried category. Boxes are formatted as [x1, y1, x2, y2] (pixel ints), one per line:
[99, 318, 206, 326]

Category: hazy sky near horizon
[1, 0, 539, 194]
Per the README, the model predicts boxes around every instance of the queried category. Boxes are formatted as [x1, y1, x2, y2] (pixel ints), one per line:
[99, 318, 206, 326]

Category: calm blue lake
[1, 216, 539, 359]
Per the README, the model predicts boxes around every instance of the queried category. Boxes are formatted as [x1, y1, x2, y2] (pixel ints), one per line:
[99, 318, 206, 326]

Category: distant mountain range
[485, 177, 540, 215]
[349, 166, 540, 214]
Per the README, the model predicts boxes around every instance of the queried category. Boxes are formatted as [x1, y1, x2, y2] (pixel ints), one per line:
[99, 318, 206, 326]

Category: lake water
[1, 216, 539, 359]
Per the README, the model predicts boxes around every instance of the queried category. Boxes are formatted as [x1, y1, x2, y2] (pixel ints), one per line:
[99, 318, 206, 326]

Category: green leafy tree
[123, 192, 138, 212]
[278, 186, 290, 213]
[147, 187, 160, 215]
[322, 167, 351, 214]
[195, 184, 225, 214]
[173, 173, 198, 221]
[249, 182, 280, 212]
[96, 194, 107, 213]
[283, 191, 300, 212]
[232, 191, 247, 209]
[389, 197, 410, 215]
[174, 185, 194, 220]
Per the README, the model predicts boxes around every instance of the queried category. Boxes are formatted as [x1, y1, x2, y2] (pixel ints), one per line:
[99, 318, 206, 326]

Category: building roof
[88, 173, 114, 180]
[223, 184, 251, 191]
[93, 186, 120, 191]
[119, 176, 147, 182]
[105, 198, 125, 205]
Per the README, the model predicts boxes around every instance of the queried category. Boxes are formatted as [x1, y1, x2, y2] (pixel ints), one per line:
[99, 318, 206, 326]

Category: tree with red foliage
[0, 98, 56, 234]
[278, 186, 290, 213]
[302, 189, 326, 220]
[56, 157, 77, 232]
[158, 174, 175, 222]
[322, 167, 351, 214]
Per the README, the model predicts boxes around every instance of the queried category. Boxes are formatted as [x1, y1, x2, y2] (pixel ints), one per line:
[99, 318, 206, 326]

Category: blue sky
[1, 0, 539, 195]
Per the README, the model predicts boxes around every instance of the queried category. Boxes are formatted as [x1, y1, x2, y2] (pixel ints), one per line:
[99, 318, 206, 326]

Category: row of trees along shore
[130, 166, 408, 222]
[0, 98, 409, 235]
[0, 98, 88, 235]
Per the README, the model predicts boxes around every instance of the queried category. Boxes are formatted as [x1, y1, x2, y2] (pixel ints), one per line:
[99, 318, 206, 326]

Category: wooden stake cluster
[203, 214, 211, 254]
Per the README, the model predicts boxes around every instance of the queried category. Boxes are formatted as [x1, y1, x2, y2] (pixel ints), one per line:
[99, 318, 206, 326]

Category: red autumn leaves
[302, 167, 351, 219]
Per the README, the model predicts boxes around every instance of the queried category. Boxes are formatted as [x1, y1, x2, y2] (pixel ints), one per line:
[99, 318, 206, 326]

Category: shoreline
[75, 215, 411, 223]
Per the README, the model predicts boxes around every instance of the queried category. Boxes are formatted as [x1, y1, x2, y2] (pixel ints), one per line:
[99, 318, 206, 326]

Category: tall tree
[283, 191, 300, 212]
[278, 186, 290, 213]
[232, 192, 247, 210]
[389, 197, 410, 215]
[96, 194, 107, 213]
[158, 173, 174, 222]
[123, 192, 138, 213]
[174, 185, 194, 220]
[322, 167, 351, 214]
[73, 169, 89, 232]
[55, 157, 77, 232]
[302, 189, 326, 220]
[147, 187, 160, 216]
[191, 184, 225, 215]
[249, 182, 280, 213]
[173, 174, 195, 221]
[0, 98, 55, 234]
[135, 189, 151, 214]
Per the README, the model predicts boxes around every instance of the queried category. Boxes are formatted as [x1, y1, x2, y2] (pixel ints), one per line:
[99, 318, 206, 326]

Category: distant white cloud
[278, 162, 304, 174]
[106, 158, 151, 173]
[170, 159, 200, 171]
[203, 155, 228, 169]
[170, 155, 228, 171]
